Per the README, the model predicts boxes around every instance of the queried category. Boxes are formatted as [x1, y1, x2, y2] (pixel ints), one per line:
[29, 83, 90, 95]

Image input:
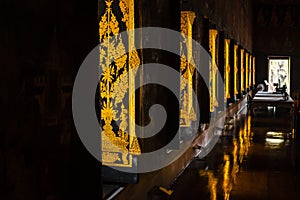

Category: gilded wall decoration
[245, 52, 249, 90]
[234, 44, 239, 95]
[180, 11, 197, 126]
[224, 39, 231, 100]
[240, 49, 245, 92]
[209, 29, 218, 112]
[253, 57, 255, 86]
[249, 54, 253, 87]
[99, 0, 141, 167]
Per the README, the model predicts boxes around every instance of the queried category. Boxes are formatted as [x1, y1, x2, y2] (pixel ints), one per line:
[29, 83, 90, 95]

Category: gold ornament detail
[253, 57, 256, 86]
[209, 29, 218, 112]
[225, 39, 231, 100]
[99, 0, 140, 168]
[180, 11, 196, 126]
[240, 49, 245, 92]
[245, 52, 249, 89]
[234, 45, 239, 95]
[119, 0, 141, 155]
[249, 55, 252, 88]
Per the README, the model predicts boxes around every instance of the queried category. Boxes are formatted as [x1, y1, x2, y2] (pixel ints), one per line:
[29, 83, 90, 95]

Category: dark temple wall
[253, 1, 300, 94]
[183, 0, 253, 52]
[0, 0, 101, 199]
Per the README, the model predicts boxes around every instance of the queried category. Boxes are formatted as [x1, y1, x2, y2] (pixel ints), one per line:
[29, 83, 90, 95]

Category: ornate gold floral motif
[240, 49, 245, 92]
[119, 0, 141, 155]
[253, 57, 256, 85]
[119, 0, 129, 28]
[245, 52, 249, 89]
[234, 45, 239, 95]
[180, 11, 196, 126]
[249, 55, 252, 87]
[225, 39, 231, 100]
[102, 152, 121, 163]
[99, 0, 140, 167]
[209, 29, 218, 112]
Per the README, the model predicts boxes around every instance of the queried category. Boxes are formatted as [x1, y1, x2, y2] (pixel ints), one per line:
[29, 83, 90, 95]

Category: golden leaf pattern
[99, 0, 140, 167]
[234, 45, 239, 95]
[253, 57, 256, 86]
[245, 52, 249, 89]
[209, 29, 219, 112]
[225, 39, 231, 99]
[180, 11, 196, 126]
[240, 49, 245, 92]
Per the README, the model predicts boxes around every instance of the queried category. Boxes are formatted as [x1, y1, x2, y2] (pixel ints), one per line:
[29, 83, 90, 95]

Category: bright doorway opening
[268, 56, 290, 94]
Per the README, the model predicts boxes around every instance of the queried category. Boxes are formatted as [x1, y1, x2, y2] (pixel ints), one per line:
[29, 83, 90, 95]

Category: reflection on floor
[170, 108, 300, 200]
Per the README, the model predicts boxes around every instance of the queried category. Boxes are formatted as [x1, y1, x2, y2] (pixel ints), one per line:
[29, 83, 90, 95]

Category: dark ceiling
[253, 0, 300, 5]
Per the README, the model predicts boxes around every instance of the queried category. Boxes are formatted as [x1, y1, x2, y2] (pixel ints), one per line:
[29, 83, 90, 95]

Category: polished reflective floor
[171, 108, 300, 200]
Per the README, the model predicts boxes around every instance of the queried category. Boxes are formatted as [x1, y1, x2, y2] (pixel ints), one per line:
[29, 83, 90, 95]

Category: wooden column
[218, 31, 225, 109]
[137, 0, 181, 151]
[199, 17, 210, 123]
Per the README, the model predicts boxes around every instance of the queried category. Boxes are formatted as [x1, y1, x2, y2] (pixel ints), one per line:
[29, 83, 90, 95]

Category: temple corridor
[2, 0, 300, 199]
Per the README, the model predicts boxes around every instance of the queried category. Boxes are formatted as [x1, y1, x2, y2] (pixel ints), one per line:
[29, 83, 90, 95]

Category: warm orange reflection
[231, 139, 239, 184]
[222, 155, 232, 200]
[199, 170, 218, 200]
[200, 115, 253, 199]
[239, 116, 251, 162]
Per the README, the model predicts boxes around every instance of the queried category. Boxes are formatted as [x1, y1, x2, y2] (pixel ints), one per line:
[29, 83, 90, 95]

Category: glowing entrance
[268, 57, 290, 94]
